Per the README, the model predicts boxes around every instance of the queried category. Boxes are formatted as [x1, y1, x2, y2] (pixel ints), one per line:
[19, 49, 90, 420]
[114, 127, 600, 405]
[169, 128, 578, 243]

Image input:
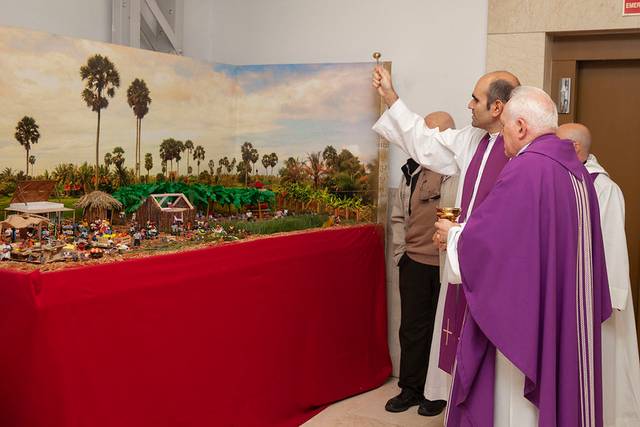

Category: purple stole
[438, 134, 509, 374]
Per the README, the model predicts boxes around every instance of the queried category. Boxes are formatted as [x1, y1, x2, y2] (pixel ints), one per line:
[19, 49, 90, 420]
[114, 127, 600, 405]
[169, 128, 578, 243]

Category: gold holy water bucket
[436, 207, 461, 222]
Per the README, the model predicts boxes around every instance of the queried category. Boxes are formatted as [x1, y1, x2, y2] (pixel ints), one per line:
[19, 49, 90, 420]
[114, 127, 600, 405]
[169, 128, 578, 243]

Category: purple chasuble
[438, 134, 509, 374]
[446, 134, 612, 426]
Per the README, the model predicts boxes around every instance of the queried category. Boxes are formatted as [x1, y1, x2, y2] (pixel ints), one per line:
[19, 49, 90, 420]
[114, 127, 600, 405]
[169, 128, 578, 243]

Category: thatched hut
[75, 191, 123, 223]
[135, 193, 195, 232]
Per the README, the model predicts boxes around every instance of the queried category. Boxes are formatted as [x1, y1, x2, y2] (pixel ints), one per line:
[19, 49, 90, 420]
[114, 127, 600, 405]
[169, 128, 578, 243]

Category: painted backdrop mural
[0, 26, 380, 204]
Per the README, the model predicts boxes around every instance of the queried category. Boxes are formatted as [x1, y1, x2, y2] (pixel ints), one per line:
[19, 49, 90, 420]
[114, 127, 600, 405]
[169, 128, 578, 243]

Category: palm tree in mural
[184, 140, 194, 175]
[14, 116, 40, 178]
[80, 54, 120, 189]
[52, 163, 77, 195]
[250, 151, 259, 182]
[175, 140, 185, 176]
[28, 155, 36, 177]
[305, 152, 326, 189]
[279, 157, 305, 184]
[193, 145, 205, 175]
[104, 152, 113, 173]
[112, 147, 125, 169]
[112, 146, 128, 187]
[161, 159, 167, 177]
[261, 154, 270, 176]
[52, 164, 71, 188]
[159, 139, 173, 174]
[218, 157, 229, 175]
[322, 145, 338, 171]
[159, 138, 182, 177]
[269, 153, 278, 176]
[0, 168, 15, 182]
[240, 142, 258, 186]
[144, 153, 153, 182]
[126, 78, 151, 180]
[77, 162, 94, 194]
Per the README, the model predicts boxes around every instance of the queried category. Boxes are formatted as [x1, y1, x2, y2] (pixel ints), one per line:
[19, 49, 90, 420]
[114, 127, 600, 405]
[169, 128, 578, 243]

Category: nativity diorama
[0, 26, 388, 271]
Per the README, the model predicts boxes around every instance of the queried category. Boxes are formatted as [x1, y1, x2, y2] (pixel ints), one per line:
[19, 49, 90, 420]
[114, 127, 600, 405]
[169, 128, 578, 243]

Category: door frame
[546, 30, 640, 342]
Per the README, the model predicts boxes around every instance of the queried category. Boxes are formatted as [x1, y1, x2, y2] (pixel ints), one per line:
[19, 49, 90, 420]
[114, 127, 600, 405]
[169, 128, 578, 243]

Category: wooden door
[549, 32, 640, 341]
[575, 60, 640, 326]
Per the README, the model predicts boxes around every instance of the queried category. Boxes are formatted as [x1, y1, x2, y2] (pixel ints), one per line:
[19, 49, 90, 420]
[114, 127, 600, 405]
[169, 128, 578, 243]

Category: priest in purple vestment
[435, 86, 612, 426]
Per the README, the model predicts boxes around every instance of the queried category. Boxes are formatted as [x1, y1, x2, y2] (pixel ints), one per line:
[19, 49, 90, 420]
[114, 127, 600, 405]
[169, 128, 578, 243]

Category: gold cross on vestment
[443, 318, 454, 346]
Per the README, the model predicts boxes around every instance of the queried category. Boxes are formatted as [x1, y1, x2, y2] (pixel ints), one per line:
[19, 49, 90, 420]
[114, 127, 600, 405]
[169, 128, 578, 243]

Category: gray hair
[504, 86, 558, 134]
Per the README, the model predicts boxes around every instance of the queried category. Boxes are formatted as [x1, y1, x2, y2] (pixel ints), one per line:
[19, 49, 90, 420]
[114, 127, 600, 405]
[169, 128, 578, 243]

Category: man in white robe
[372, 66, 520, 407]
[425, 161, 458, 403]
[558, 123, 640, 427]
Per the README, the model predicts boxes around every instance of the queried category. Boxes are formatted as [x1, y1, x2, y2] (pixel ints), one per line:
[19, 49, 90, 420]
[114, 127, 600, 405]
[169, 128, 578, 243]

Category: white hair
[505, 86, 558, 135]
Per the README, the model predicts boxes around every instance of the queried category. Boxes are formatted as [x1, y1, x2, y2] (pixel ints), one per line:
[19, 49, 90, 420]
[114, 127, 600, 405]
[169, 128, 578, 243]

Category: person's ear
[492, 100, 504, 117]
[572, 140, 580, 154]
[516, 118, 527, 138]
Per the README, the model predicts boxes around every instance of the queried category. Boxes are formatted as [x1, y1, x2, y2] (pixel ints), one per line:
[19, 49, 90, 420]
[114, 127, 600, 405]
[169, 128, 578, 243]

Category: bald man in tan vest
[389, 111, 457, 417]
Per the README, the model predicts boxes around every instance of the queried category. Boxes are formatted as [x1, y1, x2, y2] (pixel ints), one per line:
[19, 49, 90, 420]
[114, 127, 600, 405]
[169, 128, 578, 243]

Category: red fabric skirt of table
[0, 225, 391, 427]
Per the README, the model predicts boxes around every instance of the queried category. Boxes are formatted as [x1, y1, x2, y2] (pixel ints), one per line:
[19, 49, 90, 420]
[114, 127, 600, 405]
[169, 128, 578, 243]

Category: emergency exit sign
[624, 1, 640, 15]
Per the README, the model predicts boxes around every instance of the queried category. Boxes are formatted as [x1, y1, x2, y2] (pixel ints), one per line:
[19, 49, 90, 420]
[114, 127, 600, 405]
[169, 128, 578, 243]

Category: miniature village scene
[0, 29, 381, 271]
[1, 179, 373, 271]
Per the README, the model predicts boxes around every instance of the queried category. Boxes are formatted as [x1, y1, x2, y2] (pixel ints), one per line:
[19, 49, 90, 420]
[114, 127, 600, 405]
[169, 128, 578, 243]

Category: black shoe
[385, 389, 424, 413]
[417, 399, 447, 416]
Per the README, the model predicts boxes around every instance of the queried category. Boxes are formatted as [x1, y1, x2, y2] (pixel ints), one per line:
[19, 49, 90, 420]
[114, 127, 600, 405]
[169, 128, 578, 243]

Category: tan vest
[404, 168, 442, 266]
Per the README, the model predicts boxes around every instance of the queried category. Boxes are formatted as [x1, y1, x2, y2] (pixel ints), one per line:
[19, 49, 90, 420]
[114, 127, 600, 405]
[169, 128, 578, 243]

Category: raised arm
[371, 66, 478, 176]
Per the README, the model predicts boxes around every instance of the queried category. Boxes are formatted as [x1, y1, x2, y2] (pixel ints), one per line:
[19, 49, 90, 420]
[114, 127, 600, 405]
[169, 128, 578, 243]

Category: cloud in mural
[0, 26, 379, 176]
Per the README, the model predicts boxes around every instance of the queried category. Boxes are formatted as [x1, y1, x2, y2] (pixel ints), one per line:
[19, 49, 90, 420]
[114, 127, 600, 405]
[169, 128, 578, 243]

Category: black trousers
[397, 254, 441, 396]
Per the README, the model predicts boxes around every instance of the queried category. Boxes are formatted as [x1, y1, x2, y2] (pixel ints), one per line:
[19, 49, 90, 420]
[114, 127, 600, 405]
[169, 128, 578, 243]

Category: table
[0, 225, 391, 426]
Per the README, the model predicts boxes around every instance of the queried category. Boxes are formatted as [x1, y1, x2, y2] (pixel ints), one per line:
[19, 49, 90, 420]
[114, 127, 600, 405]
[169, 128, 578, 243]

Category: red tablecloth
[0, 225, 391, 427]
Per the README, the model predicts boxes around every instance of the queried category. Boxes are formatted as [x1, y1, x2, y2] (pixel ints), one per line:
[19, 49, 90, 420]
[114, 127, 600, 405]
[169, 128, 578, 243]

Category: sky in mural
[0, 26, 379, 176]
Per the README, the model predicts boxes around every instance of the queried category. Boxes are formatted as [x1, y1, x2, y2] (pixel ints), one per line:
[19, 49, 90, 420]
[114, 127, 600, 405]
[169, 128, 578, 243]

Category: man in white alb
[372, 66, 520, 406]
[558, 123, 640, 427]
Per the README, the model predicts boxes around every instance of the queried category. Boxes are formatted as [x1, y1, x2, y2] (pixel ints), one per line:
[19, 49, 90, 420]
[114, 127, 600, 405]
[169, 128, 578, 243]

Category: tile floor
[302, 378, 445, 427]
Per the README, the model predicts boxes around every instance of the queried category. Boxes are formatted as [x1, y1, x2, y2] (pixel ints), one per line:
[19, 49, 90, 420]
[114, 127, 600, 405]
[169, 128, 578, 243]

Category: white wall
[210, 0, 489, 184]
[0, 0, 113, 43]
[0, 0, 216, 63]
